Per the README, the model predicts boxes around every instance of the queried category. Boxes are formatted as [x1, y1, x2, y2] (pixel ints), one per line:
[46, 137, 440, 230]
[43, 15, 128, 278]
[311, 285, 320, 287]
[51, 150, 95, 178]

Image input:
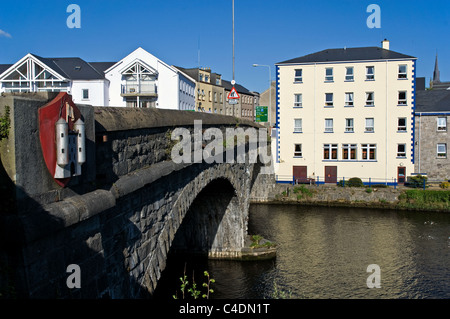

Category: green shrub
[293, 185, 314, 198]
[347, 177, 364, 188]
[407, 174, 428, 188]
[0, 106, 11, 140]
[371, 184, 388, 188]
[440, 181, 450, 189]
[365, 187, 373, 193]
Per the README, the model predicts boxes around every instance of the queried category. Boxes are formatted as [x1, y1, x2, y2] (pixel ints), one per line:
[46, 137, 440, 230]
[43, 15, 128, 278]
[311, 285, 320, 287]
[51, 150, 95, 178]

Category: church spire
[433, 53, 441, 83]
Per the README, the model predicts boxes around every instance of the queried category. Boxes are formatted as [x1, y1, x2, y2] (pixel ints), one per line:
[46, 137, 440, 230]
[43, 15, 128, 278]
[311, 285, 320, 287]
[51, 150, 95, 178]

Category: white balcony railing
[121, 82, 157, 95]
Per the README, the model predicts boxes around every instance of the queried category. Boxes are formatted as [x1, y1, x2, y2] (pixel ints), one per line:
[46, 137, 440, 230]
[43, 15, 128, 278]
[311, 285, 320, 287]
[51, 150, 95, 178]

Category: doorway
[325, 166, 337, 184]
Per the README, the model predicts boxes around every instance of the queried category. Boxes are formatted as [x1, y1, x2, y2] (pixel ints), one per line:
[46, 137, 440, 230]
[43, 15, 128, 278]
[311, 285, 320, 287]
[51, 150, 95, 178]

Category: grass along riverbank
[268, 184, 450, 212]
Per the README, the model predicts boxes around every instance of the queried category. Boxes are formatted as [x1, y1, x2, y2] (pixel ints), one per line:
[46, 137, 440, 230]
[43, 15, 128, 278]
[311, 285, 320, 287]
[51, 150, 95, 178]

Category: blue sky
[1, 0, 449, 93]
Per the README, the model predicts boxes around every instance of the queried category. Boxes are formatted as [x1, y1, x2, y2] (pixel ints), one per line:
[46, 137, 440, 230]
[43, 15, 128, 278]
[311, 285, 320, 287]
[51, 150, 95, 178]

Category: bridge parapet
[0, 93, 272, 298]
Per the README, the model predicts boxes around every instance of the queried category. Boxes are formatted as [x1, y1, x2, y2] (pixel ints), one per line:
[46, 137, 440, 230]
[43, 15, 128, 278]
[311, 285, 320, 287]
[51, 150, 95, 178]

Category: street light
[252, 64, 272, 127]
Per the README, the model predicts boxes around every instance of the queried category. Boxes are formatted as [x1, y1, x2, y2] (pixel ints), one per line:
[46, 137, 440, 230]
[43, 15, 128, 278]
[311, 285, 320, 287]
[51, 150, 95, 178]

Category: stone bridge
[0, 93, 274, 298]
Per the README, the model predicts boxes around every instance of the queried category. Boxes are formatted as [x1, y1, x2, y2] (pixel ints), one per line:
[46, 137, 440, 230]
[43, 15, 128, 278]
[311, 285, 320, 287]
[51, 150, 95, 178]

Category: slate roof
[416, 90, 450, 113]
[0, 64, 11, 76]
[277, 47, 416, 65]
[88, 62, 116, 74]
[1, 54, 113, 80]
[222, 80, 254, 96]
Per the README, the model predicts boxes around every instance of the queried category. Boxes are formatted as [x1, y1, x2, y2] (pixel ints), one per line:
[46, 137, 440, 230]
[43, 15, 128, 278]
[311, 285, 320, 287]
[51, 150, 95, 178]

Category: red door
[398, 167, 406, 184]
[325, 166, 337, 184]
[293, 166, 307, 184]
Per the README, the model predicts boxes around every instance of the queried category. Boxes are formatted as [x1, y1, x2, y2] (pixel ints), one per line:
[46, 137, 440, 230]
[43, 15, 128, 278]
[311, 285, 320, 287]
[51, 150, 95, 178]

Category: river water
[154, 204, 450, 299]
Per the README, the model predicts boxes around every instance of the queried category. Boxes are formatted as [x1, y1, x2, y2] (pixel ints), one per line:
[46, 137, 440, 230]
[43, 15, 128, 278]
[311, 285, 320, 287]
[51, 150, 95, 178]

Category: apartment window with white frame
[325, 93, 333, 107]
[365, 92, 374, 106]
[294, 144, 302, 157]
[397, 144, 406, 158]
[325, 68, 333, 82]
[345, 118, 354, 132]
[342, 144, 357, 160]
[398, 65, 407, 79]
[324, 144, 338, 160]
[361, 144, 377, 160]
[294, 69, 303, 82]
[365, 118, 374, 132]
[325, 118, 334, 132]
[345, 67, 354, 81]
[437, 143, 447, 158]
[294, 94, 302, 107]
[437, 117, 447, 131]
[294, 118, 302, 133]
[366, 66, 375, 80]
[398, 118, 407, 132]
[398, 91, 407, 105]
[345, 92, 354, 107]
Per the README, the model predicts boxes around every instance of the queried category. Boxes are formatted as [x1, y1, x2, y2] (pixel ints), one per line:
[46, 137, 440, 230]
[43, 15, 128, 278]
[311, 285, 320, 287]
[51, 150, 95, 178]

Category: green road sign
[255, 106, 268, 122]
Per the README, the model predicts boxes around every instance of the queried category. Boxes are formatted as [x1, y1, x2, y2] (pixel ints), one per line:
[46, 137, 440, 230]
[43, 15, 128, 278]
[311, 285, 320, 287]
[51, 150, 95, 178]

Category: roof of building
[89, 62, 116, 74]
[0, 54, 113, 80]
[277, 47, 416, 65]
[222, 80, 254, 96]
[416, 89, 450, 113]
[0, 64, 11, 74]
[47, 57, 108, 80]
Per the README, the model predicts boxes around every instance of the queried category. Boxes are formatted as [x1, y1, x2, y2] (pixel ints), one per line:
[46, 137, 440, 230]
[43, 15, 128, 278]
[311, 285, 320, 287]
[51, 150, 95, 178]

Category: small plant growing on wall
[0, 106, 11, 140]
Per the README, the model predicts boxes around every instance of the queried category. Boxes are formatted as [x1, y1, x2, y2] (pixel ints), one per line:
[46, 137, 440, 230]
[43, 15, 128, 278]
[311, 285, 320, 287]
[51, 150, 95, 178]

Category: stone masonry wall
[415, 114, 450, 181]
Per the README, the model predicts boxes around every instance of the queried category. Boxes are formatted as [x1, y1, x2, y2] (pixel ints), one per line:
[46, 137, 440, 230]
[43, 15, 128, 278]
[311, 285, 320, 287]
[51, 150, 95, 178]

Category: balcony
[121, 82, 157, 97]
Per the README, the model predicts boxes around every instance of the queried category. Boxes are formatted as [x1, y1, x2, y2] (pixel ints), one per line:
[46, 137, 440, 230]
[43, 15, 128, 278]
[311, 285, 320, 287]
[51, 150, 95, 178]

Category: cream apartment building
[275, 40, 417, 184]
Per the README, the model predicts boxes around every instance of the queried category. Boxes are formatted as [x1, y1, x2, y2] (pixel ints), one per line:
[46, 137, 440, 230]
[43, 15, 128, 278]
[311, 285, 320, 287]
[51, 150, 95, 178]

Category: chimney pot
[382, 39, 390, 50]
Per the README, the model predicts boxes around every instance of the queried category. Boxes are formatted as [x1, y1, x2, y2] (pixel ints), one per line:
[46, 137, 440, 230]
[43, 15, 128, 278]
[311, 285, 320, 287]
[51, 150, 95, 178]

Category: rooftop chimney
[382, 39, 390, 50]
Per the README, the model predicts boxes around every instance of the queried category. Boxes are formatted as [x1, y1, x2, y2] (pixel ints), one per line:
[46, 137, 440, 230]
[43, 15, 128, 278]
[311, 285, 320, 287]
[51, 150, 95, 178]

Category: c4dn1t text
[179, 303, 270, 316]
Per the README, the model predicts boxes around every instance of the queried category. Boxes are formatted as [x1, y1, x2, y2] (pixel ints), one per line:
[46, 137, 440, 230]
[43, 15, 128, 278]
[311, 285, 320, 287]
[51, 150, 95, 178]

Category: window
[366, 66, 375, 80]
[325, 68, 333, 82]
[398, 65, 407, 79]
[294, 119, 302, 133]
[345, 118, 354, 132]
[294, 144, 302, 157]
[199, 74, 204, 82]
[325, 93, 333, 107]
[361, 144, 377, 160]
[324, 144, 338, 160]
[398, 118, 407, 132]
[214, 92, 217, 102]
[398, 91, 407, 105]
[220, 93, 223, 102]
[365, 118, 374, 132]
[397, 144, 406, 157]
[437, 143, 447, 158]
[345, 92, 354, 107]
[342, 144, 357, 160]
[294, 69, 303, 82]
[205, 75, 210, 83]
[365, 92, 374, 106]
[82, 89, 89, 100]
[325, 118, 334, 132]
[294, 94, 302, 107]
[345, 67, 354, 81]
[437, 117, 447, 131]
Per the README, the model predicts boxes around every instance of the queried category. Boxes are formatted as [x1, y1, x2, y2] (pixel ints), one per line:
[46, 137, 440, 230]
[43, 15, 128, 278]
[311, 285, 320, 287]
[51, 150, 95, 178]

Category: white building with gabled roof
[0, 47, 196, 110]
[0, 53, 110, 106]
[104, 47, 195, 109]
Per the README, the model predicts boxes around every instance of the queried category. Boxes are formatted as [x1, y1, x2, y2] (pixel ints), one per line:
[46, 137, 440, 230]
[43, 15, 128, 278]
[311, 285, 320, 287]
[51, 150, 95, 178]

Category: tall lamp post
[252, 64, 272, 127]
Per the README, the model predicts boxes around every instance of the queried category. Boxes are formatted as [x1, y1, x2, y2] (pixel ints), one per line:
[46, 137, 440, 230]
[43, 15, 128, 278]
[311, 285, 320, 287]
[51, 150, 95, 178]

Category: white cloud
[0, 29, 12, 38]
